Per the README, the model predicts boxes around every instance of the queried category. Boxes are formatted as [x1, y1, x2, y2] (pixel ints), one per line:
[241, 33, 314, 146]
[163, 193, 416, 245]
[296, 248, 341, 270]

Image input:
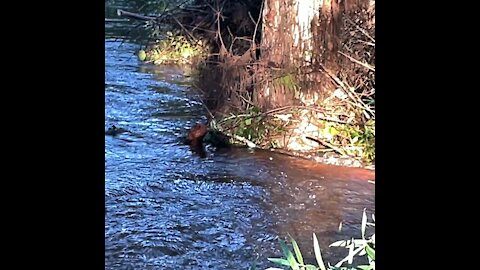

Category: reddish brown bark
[256, 0, 372, 110]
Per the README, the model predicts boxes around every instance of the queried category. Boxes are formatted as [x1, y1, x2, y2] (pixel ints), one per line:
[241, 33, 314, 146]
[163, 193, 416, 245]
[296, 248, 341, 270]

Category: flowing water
[105, 2, 375, 269]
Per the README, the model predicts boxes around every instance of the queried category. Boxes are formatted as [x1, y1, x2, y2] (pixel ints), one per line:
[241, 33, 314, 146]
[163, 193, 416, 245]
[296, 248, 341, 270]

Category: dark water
[105, 2, 375, 269]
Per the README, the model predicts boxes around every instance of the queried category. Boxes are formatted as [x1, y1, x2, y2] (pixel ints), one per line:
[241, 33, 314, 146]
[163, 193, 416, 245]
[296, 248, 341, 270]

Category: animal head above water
[187, 124, 208, 142]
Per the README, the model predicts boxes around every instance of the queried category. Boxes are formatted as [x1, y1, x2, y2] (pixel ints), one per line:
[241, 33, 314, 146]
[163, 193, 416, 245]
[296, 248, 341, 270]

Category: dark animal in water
[105, 125, 128, 136]
[184, 123, 232, 157]
[204, 130, 231, 149]
[186, 124, 208, 145]
[185, 124, 209, 157]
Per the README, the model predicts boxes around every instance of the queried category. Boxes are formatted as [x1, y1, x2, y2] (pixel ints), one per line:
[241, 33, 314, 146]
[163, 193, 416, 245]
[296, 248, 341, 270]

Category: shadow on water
[105, 1, 374, 269]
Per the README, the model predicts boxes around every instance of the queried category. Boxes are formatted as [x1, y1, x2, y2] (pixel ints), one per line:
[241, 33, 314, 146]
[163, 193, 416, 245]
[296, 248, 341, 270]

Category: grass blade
[347, 238, 355, 264]
[313, 233, 327, 270]
[279, 239, 300, 270]
[268, 258, 291, 267]
[330, 239, 351, 247]
[288, 233, 304, 265]
[361, 208, 367, 240]
[365, 244, 375, 261]
[358, 265, 373, 270]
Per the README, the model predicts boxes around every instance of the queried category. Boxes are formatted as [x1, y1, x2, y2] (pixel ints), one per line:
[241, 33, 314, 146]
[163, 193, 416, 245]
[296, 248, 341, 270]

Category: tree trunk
[255, 0, 308, 109]
[255, 0, 368, 110]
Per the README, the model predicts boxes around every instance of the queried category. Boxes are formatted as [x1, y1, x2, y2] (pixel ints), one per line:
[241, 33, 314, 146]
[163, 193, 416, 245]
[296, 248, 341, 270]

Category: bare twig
[236, 91, 256, 107]
[339, 51, 375, 72]
[346, 17, 375, 43]
[216, 11, 226, 49]
[318, 63, 375, 118]
[251, 0, 263, 50]
[170, 15, 197, 42]
[226, 26, 236, 52]
[356, 39, 375, 47]
[263, 105, 356, 125]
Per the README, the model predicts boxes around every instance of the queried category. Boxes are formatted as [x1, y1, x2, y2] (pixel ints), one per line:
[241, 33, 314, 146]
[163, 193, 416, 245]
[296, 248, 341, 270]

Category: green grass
[264, 209, 375, 270]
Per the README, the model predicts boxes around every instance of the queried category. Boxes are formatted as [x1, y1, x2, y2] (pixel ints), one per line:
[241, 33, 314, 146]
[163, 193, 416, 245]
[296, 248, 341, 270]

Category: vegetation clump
[261, 209, 375, 270]
[138, 31, 208, 64]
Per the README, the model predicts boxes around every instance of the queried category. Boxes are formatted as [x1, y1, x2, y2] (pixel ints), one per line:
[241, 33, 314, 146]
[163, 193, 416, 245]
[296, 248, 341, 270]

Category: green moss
[274, 73, 300, 98]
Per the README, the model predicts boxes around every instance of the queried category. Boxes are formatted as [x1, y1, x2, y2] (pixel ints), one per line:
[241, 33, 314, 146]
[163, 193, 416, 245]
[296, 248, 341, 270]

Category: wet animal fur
[186, 124, 208, 157]
[187, 124, 208, 144]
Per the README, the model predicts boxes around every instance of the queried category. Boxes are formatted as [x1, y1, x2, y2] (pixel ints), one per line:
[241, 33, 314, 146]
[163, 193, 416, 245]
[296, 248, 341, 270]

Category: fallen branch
[117, 9, 156, 21]
[306, 136, 350, 157]
[105, 18, 130, 22]
[230, 134, 257, 148]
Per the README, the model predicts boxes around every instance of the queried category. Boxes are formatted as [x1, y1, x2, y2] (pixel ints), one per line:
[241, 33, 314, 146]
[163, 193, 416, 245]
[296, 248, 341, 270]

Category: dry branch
[345, 17, 375, 43]
[306, 136, 350, 157]
[117, 9, 156, 21]
[319, 63, 375, 118]
[339, 51, 375, 72]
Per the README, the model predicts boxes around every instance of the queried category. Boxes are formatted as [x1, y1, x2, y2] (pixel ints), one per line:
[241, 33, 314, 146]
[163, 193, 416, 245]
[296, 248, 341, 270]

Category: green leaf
[251, 106, 261, 113]
[365, 245, 375, 261]
[245, 118, 252, 126]
[288, 234, 304, 265]
[330, 239, 351, 247]
[305, 265, 318, 270]
[313, 233, 327, 270]
[329, 126, 339, 136]
[268, 258, 291, 267]
[279, 240, 300, 270]
[357, 265, 373, 270]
